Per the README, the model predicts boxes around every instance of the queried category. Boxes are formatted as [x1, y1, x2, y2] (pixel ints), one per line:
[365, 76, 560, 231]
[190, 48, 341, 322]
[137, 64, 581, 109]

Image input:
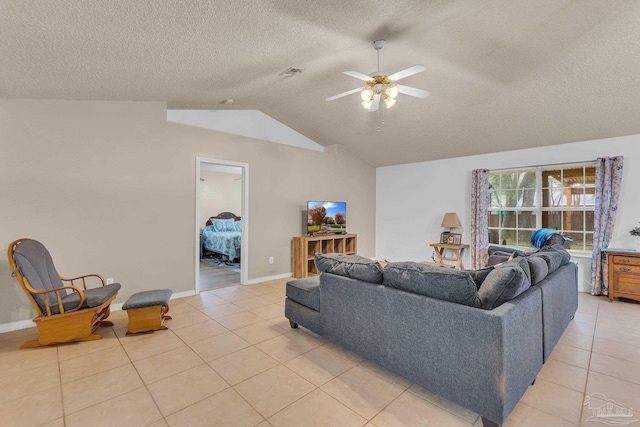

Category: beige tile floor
[0, 281, 638, 427]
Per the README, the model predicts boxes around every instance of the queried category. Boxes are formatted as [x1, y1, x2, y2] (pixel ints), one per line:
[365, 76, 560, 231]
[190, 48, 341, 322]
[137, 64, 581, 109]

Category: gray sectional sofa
[284, 245, 578, 427]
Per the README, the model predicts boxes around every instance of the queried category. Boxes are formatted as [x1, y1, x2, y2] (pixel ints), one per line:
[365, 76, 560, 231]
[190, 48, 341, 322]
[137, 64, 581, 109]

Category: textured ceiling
[2, 0, 639, 167]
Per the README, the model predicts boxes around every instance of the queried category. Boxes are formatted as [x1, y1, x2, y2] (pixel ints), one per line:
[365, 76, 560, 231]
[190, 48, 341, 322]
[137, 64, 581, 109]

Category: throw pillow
[383, 262, 482, 308]
[529, 251, 563, 274]
[234, 220, 242, 232]
[224, 219, 235, 231]
[467, 267, 495, 290]
[525, 256, 549, 285]
[314, 253, 384, 284]
[540, 244, 571, 265]
[478, 259, 532, 310]
[212, 219, 225, 232]
[501, 257, 531, 284]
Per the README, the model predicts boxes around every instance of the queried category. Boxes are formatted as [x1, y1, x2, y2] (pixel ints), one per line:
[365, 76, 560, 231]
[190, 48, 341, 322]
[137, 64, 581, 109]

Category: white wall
[377, 134, 640, 292]
[199, 171, 242, 229]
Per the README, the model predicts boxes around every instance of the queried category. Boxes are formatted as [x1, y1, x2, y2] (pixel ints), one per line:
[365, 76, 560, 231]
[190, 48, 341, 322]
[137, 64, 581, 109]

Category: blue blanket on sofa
[530, 228, 560, 249]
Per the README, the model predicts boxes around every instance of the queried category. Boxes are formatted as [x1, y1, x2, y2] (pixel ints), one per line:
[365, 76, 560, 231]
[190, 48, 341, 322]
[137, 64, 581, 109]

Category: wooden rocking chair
[8, 238, 121, 349]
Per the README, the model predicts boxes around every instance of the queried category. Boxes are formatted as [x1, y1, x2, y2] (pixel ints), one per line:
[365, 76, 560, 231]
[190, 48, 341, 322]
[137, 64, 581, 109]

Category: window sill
[567, 251, 591, 259]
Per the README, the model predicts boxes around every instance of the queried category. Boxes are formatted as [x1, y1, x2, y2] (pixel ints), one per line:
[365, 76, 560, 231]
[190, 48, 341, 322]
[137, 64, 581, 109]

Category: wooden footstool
[122, 289, 173, 334]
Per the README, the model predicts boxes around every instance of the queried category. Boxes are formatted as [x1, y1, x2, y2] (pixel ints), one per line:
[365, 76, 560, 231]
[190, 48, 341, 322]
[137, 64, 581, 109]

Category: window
[488, 163, 596, 251]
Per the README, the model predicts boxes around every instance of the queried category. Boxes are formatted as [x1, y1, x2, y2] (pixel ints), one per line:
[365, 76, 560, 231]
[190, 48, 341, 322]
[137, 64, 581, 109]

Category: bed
[201, 212, 242, 261]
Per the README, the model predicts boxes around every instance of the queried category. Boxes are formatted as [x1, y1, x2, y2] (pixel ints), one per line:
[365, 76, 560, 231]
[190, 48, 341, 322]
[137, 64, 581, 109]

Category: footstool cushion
[123, 289, 173, 310]
[123, 289, 173, 334]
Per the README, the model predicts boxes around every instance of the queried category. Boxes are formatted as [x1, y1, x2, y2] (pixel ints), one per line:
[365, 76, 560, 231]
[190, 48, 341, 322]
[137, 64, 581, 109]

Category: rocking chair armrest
[31, 285, 86, 316]
[59, 274, 106, 290]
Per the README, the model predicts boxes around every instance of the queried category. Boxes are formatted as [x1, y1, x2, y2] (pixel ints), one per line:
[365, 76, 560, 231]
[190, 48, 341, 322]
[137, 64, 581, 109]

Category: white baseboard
[172, 290, 197, 299]
[0, 289, 198, 333]
[246, 272, 292, 285]
[0, 319, 35, 333]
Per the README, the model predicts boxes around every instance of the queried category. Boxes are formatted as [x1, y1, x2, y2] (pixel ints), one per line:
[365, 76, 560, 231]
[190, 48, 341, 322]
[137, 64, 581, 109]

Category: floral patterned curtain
[471, 169, 490, 269]
[591, 156, 624, 295]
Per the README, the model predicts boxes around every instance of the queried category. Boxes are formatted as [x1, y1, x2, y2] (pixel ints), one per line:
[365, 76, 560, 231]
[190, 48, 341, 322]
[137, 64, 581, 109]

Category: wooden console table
[606, 250, 640, 302]
[430, 243, 469, 270]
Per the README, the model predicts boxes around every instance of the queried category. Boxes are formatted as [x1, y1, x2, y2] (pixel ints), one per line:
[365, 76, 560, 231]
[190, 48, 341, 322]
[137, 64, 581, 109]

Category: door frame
[195, 157, 249, 293]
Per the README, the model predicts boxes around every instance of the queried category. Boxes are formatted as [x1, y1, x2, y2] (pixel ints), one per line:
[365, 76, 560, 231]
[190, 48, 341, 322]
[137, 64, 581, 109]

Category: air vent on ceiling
[279, 67, 303, 77]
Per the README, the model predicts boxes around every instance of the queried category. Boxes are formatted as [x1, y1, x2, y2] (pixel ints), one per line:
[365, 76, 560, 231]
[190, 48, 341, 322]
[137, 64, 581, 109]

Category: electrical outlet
[269, 257, 274, 264]
[106, 278, 114, 285]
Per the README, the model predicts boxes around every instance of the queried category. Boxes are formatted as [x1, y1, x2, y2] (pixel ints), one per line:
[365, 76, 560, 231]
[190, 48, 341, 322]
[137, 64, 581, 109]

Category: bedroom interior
[198, 163, 244, 291]
[1, 1, 640, 426]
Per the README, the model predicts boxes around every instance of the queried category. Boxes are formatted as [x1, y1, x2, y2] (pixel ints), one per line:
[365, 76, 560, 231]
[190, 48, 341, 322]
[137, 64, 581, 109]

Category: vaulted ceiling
[2, 0, 639, 167]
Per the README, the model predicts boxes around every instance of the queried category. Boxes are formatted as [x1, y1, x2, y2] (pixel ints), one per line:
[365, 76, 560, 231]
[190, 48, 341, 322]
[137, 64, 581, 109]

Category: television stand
[293, 234, 357, 278]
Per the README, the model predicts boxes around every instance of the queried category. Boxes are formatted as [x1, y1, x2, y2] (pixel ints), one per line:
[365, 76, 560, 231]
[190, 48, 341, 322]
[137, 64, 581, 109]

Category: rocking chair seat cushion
[48, 283, 121, 315]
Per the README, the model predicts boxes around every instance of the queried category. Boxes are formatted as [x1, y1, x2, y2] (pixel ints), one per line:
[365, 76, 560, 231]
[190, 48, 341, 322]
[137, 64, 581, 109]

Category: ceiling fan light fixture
[361, 88, 374, 101]
[326, 40, 428, 117]
[385, 85, 398, 99]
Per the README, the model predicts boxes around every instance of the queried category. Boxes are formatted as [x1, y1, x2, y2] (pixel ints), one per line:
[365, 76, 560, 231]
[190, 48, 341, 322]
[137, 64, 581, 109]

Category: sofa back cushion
[527, 244, 570, 275]
[478, 258, 531, 309]
[525, 256, 549, 285]
[467, 267, 495, 290]
[314, 253, 384, 284]
[383, 262, 481, 308]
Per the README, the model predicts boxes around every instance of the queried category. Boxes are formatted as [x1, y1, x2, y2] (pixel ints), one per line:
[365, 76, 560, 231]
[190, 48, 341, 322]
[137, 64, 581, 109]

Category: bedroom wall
[0, 99, 376, 327]
[377, 134, 640, 293]
[199, 171, 242, 229]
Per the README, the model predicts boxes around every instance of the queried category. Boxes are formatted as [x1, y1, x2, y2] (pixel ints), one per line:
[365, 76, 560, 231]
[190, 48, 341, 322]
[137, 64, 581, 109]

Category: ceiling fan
[326, 40, 430, 112]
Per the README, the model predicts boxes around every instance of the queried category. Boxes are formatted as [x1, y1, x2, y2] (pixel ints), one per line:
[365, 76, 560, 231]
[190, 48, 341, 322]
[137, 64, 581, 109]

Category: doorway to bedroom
[196, 158, 248, 292]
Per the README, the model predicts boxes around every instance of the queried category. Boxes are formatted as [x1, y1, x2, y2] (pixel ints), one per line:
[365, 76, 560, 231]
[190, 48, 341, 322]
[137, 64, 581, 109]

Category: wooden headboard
[206, 212, 241, 226]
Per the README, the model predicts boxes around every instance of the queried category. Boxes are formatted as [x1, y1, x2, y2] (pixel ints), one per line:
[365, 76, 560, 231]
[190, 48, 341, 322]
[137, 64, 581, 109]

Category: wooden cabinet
[293, 234, 357, 278]
[607, 250, 640, 302]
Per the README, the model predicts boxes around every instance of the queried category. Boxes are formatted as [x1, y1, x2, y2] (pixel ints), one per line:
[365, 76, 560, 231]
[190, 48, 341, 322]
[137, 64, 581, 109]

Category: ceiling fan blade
[325, 87, 362, 102]
[369, 93, 381, 112]
[387, 65, 426, 82]
[343, 70, 373, 81]
[397, 85, 430, 99]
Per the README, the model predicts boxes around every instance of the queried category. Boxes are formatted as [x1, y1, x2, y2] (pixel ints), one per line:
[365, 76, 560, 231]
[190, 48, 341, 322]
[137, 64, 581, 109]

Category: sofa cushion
[467, 267, 495, 289]
[50, 283, 121, 315]
[541, 244, 572, 264]
[525, 256, 549, 285]
[529, 251, 563, 274]
[383, 262, 481, 308]
[486, 246, 526, 267]
[478, 259, 531, 310]
[314, 253, 384, 284]
[286, 276, 320, 311]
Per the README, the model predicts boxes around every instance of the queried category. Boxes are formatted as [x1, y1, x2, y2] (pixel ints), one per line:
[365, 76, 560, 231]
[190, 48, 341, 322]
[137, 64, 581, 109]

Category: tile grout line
[578, 296, 601, 426]
[56, 345, 68, 427]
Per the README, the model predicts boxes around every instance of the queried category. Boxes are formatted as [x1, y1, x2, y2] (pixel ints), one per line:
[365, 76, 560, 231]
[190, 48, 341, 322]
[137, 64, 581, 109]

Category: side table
[430, 243, 469, 270]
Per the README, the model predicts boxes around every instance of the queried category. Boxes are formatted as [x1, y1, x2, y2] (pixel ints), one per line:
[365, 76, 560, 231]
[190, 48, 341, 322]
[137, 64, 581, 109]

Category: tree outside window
[488, 164, 595, 251]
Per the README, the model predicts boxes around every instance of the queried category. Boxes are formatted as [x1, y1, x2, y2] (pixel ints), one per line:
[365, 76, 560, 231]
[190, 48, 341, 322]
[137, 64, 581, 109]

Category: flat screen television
[307, 201, 347, 235]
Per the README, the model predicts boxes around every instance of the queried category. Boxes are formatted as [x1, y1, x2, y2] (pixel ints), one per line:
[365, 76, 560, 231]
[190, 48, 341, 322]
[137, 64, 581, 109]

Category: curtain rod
[489, 159, 596, 173]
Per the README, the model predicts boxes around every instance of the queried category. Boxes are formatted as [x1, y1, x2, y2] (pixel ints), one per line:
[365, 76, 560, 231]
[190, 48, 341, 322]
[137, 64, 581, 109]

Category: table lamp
[441, 212, 462, 232]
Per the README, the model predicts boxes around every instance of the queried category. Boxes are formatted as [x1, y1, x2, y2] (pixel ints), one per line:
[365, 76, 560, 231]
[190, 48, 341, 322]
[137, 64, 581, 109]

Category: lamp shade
[441, 212, 462, 229]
